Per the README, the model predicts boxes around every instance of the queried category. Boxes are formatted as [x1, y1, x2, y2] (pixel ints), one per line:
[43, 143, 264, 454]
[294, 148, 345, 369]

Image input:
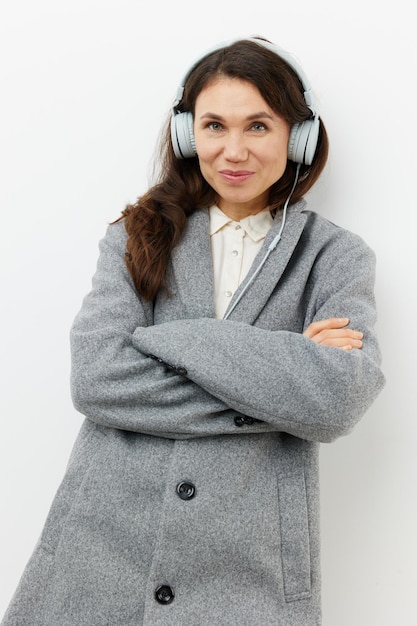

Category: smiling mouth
[219, 170, 254, 183]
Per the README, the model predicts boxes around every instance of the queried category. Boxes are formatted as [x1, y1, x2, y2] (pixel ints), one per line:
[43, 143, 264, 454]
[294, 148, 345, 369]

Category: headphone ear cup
[171, 111, 197, 159]
[288, 118, 320, 166]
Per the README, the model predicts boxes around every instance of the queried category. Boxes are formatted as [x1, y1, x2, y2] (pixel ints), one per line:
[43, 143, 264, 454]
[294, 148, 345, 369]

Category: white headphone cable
[223, 163, 301, 321]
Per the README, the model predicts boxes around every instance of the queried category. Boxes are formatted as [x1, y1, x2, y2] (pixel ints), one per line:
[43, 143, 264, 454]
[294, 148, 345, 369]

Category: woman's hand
[303, 318, 363, 352]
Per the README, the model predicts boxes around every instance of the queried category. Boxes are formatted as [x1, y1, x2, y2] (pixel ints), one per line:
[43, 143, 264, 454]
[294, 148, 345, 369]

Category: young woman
[2, 37, 384, 625]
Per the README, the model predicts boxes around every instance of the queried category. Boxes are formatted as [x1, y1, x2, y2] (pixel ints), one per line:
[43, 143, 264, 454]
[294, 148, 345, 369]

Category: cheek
[195, 142, 218, 179]
[267, 142, 289, 171]
[194, 135, 214, 163]
[195, 150, 214, 185]
[194, 125, 223, 164]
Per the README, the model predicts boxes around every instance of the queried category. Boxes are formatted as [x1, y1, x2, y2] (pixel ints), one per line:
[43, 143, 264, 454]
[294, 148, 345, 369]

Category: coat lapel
[225, 200, 308, 325]
[168, 209, 215, 319]
[166, 201, 308, 325]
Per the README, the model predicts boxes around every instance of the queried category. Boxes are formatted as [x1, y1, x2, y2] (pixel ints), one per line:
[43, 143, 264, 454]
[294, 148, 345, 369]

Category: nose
[223, 131, 248, 162]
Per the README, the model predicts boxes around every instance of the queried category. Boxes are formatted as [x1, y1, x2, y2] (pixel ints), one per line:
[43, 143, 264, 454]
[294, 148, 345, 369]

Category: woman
[2, 38, 384, 625]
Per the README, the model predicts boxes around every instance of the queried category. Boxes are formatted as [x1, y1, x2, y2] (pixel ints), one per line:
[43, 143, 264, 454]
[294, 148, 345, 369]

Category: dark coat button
[148, 354, 164, 364]
[234, 415, 254, 427]
[155, 585, 175, 604]
[175, 366, 188, 376]
[176, 481, 196, 500]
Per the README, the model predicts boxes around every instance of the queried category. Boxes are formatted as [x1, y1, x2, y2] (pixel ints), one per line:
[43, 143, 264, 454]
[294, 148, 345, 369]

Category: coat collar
[169, 200, 308, 324]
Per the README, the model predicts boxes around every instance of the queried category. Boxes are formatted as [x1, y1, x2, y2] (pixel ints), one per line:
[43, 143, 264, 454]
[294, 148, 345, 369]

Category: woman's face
[193, 76, 290, 221]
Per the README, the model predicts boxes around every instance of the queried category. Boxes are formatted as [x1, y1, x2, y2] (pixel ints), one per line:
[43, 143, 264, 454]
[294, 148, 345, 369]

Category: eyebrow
[199, 111, 275, 121]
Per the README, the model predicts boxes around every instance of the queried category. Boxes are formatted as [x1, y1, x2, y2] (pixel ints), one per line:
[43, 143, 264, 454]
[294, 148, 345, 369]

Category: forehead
[194, 76, 272, 114]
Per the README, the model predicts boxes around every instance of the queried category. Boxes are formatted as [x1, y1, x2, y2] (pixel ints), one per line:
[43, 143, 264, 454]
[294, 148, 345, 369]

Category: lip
[218, 170, 254, 183]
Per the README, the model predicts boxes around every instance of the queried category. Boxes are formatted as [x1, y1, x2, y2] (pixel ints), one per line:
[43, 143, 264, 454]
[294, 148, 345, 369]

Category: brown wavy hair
[116, 38, 329, 301]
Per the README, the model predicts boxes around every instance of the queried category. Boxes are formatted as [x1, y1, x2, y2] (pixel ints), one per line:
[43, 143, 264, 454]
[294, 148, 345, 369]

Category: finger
[341, 342, 363, 351]
[303, 318, 349, 338]
[326, 338, 363, 349]
[313, 329, 363, 343]
[312, 335, 363, 349]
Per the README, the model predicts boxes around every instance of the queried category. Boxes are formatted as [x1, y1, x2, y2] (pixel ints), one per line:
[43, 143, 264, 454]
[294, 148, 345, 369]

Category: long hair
[118, 39, 329, 301]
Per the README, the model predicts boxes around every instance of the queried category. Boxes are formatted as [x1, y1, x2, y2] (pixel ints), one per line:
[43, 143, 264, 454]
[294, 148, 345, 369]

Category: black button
[176, 481, 196, 500]
[148, 354, 164, 364]
[155, 585, 175, 604]
[234, 415, 254, 427]
[176, 366, 188, 376]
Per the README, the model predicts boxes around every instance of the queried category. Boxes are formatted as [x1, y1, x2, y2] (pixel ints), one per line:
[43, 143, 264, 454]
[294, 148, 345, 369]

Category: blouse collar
[209, 205, 274, 243]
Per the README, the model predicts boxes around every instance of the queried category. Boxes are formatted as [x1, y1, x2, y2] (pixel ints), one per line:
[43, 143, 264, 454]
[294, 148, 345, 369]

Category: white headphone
[171, 38, 320, 166]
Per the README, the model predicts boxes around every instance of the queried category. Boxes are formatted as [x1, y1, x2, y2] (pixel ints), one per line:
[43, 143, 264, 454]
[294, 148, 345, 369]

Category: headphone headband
[173, 38, 315, 111]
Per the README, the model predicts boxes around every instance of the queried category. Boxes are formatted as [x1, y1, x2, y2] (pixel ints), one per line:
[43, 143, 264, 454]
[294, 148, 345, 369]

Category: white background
[0, 1, 415, 624]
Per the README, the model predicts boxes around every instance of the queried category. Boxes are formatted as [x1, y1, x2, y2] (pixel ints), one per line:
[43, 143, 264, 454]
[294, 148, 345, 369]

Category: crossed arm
[71, 222, 384, 442]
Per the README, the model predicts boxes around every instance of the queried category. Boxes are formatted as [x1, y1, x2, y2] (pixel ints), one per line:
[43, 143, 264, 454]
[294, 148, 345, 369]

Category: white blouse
[209, 205, 274, 319]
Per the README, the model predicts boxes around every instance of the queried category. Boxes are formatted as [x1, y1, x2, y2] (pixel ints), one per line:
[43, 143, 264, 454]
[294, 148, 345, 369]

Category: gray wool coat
[2, 199, 385, 626]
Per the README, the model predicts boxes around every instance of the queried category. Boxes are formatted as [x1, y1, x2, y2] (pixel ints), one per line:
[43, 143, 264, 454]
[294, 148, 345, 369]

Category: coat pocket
[277, 469, 312, 602]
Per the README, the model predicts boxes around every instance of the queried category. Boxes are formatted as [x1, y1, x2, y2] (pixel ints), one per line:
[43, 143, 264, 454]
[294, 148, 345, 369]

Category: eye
[207, 121, 223, 132]
[250, 122, 267, 132]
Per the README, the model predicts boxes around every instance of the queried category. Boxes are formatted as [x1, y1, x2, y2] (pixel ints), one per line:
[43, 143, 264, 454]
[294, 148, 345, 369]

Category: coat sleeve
[133, 231, 385, 443]
[70, 223, 275, 438]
